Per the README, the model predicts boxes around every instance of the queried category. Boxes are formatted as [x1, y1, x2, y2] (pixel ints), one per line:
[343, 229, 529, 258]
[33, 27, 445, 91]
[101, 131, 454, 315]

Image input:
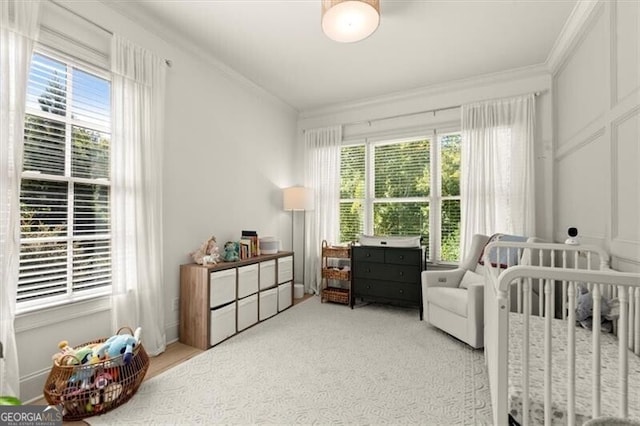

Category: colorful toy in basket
[52, 341, 101, 366]
[52, 327, 142, 367]
[96, 327, 142, 365]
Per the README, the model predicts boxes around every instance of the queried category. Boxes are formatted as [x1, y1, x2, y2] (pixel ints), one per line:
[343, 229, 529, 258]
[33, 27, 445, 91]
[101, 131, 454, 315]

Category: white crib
[483, 241, 640, 425]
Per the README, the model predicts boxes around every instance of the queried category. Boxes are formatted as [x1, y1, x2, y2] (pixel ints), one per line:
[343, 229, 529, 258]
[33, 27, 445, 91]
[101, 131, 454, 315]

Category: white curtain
[0, 0, 40, 398]
[304, 126, 342, 295]
[111, 35, 167, 356]
[460, 94, 535, 254]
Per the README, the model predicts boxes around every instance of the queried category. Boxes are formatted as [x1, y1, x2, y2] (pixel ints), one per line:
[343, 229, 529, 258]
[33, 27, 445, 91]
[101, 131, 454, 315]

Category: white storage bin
[238, 264, 259, 299]
[259, 260, 276, 290]
[259, 237, 279, 254]
[278, 256, 293, 284]
[210, 303, 236, 346]
[237, 294, 258, 331]
[278, 282, 292, 312]
[259, 288, 278, 321]
[209, 269, 236, 308]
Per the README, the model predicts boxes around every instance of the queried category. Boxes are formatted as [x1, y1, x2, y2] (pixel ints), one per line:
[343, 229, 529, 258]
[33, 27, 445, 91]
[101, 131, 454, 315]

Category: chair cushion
[426, 287, 468, 317]
[459, 270, 484, 289]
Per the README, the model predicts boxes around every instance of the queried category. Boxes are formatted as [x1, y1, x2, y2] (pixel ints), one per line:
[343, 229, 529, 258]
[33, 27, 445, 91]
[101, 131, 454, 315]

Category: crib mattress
[508, 313, 640, 425]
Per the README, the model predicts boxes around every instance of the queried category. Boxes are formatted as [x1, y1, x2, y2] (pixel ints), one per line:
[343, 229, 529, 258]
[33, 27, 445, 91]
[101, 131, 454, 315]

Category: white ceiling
[111, 0, 577, 111]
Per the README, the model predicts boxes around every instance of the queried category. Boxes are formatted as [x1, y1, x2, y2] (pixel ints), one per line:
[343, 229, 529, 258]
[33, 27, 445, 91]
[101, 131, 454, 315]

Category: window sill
[15, 294, 111, 334]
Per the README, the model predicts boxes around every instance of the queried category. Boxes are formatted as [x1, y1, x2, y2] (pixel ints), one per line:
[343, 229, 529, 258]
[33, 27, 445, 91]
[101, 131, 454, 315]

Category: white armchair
[421, 234, 490, 349]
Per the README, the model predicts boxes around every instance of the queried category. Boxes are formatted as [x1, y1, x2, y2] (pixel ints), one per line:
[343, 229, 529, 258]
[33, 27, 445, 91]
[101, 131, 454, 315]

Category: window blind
[339, 145, 365, 243]
[439, 134, 461, 262]
[18, 51, 111, 305]
[339, 133, 461, 262]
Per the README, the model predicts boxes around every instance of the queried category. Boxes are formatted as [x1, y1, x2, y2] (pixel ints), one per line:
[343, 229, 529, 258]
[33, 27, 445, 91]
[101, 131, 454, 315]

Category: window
[339, 132, 461, 262]
[18, 51, 111, 309]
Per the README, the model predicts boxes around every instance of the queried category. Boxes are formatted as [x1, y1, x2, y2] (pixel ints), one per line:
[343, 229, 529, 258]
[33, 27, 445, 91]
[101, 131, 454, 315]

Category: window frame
[17, 46, 112, 314]
[339, 127, 461, 263]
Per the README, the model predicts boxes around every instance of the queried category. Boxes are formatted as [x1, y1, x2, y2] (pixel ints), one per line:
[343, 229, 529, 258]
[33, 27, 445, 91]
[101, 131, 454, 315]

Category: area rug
[88, 297, 493, 425]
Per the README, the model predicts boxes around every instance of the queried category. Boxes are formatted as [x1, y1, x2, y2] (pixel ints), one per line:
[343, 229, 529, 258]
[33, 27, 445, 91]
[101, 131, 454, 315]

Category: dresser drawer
[385, 248, 421, 266]
[353, 261, 386, 279]
[352, 247, 384, 263]
[354, 279, 420, 303]
[354, 262, 419, 283]
[383, 264, 420, 283]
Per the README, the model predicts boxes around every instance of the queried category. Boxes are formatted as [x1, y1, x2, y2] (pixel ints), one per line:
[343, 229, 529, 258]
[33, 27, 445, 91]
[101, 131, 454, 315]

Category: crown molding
[98, 0, 297, 115]
[300, 63, 549, 120]
[545, 0, 601, 74]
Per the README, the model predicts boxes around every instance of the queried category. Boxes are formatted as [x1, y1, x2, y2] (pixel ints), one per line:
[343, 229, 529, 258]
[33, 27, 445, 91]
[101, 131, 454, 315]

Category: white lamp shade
[322, 0, 380, 43]
[283, 186, 315, 211]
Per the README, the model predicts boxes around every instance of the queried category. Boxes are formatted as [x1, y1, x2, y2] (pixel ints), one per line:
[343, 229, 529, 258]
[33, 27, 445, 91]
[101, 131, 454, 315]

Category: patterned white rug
[88, 297, 493, 425]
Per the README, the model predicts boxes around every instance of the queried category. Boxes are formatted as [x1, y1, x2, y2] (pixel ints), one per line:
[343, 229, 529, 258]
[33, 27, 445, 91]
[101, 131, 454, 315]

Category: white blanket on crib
[508, 313, 640, 425]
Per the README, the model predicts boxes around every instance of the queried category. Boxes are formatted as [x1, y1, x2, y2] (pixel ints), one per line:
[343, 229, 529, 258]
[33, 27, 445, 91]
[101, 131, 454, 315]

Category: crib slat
[562, 281, 568, 320]
[619, 286, 629, 418]
[562, 252, 568, 320]
[539, 278, 544, 318]
[517, 279, 523, 314]
[630, 287, 635, 351]
[567, 281, 576, 425]
[635, 288, 640, 355]
[544, 279, 552, 426]
[592, 284, 602, 418]
[523, 278, 531, 426]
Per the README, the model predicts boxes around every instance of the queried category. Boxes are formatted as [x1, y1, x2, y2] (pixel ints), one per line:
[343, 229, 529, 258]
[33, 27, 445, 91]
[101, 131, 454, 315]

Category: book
[239, 239, 252, 259]
[241, 231, 260, 256]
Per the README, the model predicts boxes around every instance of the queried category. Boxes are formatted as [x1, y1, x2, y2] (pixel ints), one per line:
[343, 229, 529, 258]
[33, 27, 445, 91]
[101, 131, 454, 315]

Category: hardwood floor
[34, 293, 315, 424]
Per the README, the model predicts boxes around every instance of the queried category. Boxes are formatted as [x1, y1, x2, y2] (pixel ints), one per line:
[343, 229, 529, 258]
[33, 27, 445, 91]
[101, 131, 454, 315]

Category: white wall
[297, 66, 555, 242]
[552, 0, 640, 272]
[15, 0, 297, 402]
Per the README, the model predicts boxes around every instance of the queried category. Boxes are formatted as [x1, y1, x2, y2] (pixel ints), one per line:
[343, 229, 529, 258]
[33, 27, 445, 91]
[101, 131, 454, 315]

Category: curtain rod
[49, 0, 173, 67]
[304, 90, 544, 133]
[344, 104, 461, 128]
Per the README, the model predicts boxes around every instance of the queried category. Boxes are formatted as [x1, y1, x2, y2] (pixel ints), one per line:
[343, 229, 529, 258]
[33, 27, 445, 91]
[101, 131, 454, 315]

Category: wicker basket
[322, 287, 350, 305]
[43, 327, 149, 421]
[322, 240, 351, 258]
[322, 267, 350, 281]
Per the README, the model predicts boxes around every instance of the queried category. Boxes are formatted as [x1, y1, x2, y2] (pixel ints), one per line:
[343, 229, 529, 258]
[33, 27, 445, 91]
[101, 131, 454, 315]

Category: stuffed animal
[223, 241, 240, 262]
[103, 382, 123, 404]
[575, 285, 618, 333]
[52, 341, 100, 366]
[52, 340, 75, 364]
[98, 327, 142, 365]
[205, 237, 220, 264]
[68, 366, 93, 390]
[190, 236, 220, 265]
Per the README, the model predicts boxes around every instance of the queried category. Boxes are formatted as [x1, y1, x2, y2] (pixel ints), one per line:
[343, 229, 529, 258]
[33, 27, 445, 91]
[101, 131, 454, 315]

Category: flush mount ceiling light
[322, 0, 380, 43]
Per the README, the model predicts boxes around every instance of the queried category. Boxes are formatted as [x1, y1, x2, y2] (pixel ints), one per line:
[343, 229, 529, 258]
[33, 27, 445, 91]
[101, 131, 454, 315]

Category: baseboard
[20, 367, 50, 404]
